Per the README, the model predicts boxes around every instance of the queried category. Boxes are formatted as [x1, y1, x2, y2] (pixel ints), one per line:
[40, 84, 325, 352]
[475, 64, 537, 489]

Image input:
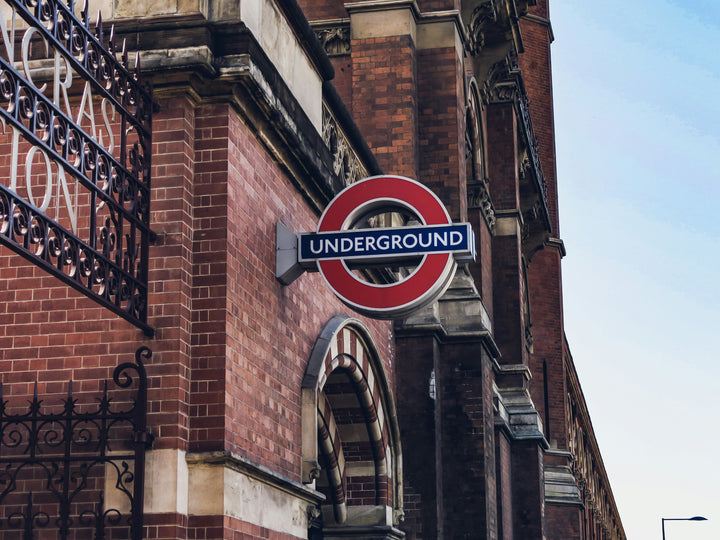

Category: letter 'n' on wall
[302, 315, 404, 535]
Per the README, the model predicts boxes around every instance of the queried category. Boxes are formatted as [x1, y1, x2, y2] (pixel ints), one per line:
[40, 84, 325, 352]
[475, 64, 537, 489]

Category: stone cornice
[321, 6, 467, 51]
[544, 464, 583, 507]
[344, 0, 420, 17]
[546, 236, 566, 257]
[495, 362, 532, 381]
[186, 450, 325, 505]
[321, 523, 406, 539]
[521, 12, 555, 43]
[417, 10, 469, 50]
[113, 9, 333, 80]
[493, 209, 523, 237]
[345, 0, 420, 43]
[494, 385, 548, 446]
[394, 268, 500, 359]
[127, 21, 379, 214]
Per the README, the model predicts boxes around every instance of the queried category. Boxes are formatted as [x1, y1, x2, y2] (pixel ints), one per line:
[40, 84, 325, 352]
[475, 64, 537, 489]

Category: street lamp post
[661, 516, 708, 540]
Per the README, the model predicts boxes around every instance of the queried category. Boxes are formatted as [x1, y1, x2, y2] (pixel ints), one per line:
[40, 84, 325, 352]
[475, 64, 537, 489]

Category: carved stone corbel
[468, 178, 496, 231]
[467, 0, 497, 54]
[307, 504, 322, 522]
[313, 22, 351, 56]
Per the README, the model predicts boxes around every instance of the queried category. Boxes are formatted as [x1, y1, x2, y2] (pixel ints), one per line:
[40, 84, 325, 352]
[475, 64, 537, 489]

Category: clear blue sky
[551, 1, 720, 539]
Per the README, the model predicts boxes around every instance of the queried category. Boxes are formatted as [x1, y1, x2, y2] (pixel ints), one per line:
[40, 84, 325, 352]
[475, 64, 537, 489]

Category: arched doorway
[302, 315, 405, 539]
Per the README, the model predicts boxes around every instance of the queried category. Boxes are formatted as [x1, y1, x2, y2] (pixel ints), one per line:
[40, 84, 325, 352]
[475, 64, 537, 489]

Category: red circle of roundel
[317, 175, 456, 318]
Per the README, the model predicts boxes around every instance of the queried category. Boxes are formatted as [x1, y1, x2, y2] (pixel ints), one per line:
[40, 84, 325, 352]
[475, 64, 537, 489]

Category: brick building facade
[0, 0, 625, 538]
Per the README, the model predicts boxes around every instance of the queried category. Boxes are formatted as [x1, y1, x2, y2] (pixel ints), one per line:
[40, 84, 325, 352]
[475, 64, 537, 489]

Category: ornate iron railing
[0, 0, 154, 335]
[0, 347, 153, 539]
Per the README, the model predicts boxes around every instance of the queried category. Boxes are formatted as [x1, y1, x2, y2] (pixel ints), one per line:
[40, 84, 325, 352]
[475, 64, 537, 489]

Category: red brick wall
[526, 247, 565, 447]
[0, 95, 198, 453]
[395, 334, 439, 540]
[418, 46, 467, 221]
[519, 11, 558, 232]
[150, 96, 196, 450]
[0, 90, 396, 533]
[468, 211, 494, 321]
[491, 234, 525, 365]
[546, 504, 582, 540]
[329, 57, 353, 114]
[145, 513, 189, 539]
[188, 515, 223, 540]
[296, 0, 347, 22]
[436, 343, 497, 539]
[187, 99, 395, 476]
[485, 102, 519, 212]
[351, 36, 418, 180]
[398, 333, 501, 540]
[224, 515, 306, 540]
[485, 100, 532, 365]
[520, 4, 594, 536]
[520, 2, 569, 451]
[188, 102, 229, 454]
[495, 430, 514, 540]
[510, 442, 545, 539]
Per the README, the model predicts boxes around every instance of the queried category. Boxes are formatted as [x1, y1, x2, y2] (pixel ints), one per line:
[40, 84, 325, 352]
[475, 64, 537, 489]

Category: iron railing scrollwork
[0, 0, 154, 335]
[0, 347, 153, 539]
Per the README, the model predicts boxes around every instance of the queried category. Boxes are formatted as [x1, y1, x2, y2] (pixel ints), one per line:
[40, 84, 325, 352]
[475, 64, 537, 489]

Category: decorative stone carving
[307, 504, 322, 521]
[468, 179, 496, 231]
[524, 321, 534, 352]
[566, 386, 623, 536]
[308, 463, 322, 481]
[516, 93, 548, 204]
[485, 51, 521, 104]
[313, 21, 351, 56]
[482, 51, 551, 259]
[521, 263, 533, 352]
[467, 1, 497, 54]
[466, 79, 489, 194]
[322, 104, 369, 186]
[519, 153, 531, 182]
[489, 81, 519, 103]
[465, 0, 530, 56]
[521, 199, 543, 240]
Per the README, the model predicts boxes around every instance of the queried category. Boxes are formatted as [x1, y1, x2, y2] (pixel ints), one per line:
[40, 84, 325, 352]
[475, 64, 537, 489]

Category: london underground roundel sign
[283, 176, 475, 319]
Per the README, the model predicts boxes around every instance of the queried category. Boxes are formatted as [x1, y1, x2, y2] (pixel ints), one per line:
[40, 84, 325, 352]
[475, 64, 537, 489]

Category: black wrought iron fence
[0, 347, 152, 539]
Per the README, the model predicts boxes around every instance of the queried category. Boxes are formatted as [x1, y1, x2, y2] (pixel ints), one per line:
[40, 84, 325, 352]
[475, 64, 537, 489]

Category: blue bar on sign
[298, 223, 474, 264]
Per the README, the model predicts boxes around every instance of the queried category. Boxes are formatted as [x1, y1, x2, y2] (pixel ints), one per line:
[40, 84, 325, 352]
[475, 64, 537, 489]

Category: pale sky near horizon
[551, 1, 720, 539]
